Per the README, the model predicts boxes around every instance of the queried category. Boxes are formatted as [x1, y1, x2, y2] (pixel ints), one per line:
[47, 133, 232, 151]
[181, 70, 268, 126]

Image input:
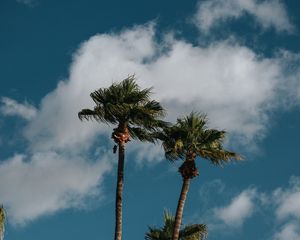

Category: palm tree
[78, 75, 166, 240]
[0, 205, 5, 240]
[159, 112, 241, 240]
[145, 210, 207, 240]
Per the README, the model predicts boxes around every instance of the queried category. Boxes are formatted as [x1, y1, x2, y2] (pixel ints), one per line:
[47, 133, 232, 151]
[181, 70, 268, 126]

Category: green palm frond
[128, 127, 156, 143]
[179, 224, 207, 240]
[0, 206, 5, 240]
[145, 210, 207, 240]
[161, 112, 241, 164]
[78, 75, 167, 140]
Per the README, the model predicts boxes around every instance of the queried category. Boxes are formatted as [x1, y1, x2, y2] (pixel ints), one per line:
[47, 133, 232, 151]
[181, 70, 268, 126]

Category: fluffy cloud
[22, 24, 300, 153]
[0, 97, 37, 120]
[16, 0, 36, 7]
[274, 177, 300, 220]
[214, 188, 256, 226]
[200, 177, 300, 238]
[273, 223, 300, 240]
[272, 177, 300, 239]
[194, 0, 294, 33]
[0, 153, 111, 225]
[2, 22, 300, 225]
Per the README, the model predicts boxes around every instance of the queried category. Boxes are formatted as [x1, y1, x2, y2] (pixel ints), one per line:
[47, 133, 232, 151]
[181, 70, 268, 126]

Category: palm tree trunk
[0, 206, 5, 240]
[172, 177, 190, 240]
[114, 141, 125, 240]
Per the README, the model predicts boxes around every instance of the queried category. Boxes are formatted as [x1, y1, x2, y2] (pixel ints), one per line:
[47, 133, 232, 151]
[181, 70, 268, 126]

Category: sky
[0, 0, 300, 239]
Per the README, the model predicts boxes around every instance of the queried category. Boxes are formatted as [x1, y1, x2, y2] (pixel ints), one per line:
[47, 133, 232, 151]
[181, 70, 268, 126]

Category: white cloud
[0, 97, 37, 120]
[194, 0, 294, 33]
[274, 177, 300, 220]
[200, 177, 300, 236]
[127, 141, 165, 166]
[23, 24, 157, 152]
[2, 23, 300, 225]
[273, 223, 300, 240]
[22, 24, 300, 154]
[272, 177, 300, 239]
[16, 0, 36, 7]
[214, 188, 256, 226]
[0, 153, 112, 225]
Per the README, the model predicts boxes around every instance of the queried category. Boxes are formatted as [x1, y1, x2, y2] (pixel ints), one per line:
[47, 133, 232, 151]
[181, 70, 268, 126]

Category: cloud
[272, 177, 300, 239]
[274, 177, 300, 220]
[273, 223, 300, 240]
[16, 0, 37, 7]
[0, 97, 37, 120]
[194, 0, 294, 33]
[2, 22, 300, 225]
[198, 177, 300, 237]
[0, 153, 111, 225]
[214, 188, 256, 226]
[127, 141, 165, 166]
[21, 24, 300, 154]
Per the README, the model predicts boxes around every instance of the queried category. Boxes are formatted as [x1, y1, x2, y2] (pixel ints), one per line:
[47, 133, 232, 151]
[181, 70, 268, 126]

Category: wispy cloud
[24, 23, 300, 153]
[273, 222, 300, 240]
[274, 176, 300, 220]
[271, 177, 300, 239]
[1, 20, 300, 225]
[0, 153, 111, 225]
[16, 0, 37, 7]
[0, 97, 37, 120]
[194, 0, 294, 33]
[197, 177, 300, 238]
[213, 188, 256, 227]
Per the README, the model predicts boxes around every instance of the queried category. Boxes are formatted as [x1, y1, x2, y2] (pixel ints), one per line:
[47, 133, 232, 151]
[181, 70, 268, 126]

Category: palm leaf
[145, 210, 207, 240]
[161, 112, 241, 164]
[78, 75, 167, 138]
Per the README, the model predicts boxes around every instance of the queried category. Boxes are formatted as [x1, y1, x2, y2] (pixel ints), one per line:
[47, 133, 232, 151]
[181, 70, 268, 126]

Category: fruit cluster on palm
[79, 75, 241, 240]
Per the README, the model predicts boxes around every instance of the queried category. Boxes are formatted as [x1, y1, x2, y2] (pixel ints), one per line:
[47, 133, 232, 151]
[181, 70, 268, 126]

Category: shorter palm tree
[145, 210, 207, 240]
[0, 205, 5, 240]
[158, 112, 241, 240]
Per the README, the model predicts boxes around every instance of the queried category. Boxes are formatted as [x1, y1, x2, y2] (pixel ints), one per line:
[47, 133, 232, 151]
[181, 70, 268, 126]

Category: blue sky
[1, 0, 300, 239]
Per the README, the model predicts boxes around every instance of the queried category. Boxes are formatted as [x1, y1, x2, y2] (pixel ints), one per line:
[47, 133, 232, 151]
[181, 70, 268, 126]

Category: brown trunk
[113, 123, 129, 240]
[172, 177, 191, 240]
[114, 140, 125, 240]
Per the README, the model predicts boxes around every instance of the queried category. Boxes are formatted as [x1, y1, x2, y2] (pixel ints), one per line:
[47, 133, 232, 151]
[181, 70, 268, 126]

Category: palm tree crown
[145, 210, 207, 240]
[78, 75, 166, 143]
[161, 112, 241, 176]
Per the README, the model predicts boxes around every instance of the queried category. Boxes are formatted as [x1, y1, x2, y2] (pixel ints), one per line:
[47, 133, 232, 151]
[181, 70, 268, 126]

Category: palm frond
[78, 108, 96, 121]
[128, 127, 157, 143]
[160, 112, 241, 164]
[145, 210, 207, 240]
[78, 75, 166, 144]
[180, 224, 207, 240]
[145, 227, 163, 240]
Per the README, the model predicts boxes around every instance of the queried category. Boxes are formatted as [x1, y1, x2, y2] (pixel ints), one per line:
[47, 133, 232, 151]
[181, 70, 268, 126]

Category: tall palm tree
[159, 112, 241, 240]
[145, 210, 207, 240]
[0, 205, 5, 240]
[78, 75, 166, 240]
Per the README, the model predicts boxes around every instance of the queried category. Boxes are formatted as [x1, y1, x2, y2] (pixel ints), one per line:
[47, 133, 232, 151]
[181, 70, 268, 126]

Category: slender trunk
[172, 177, 191, 240]
[114, 141, 125, 240]
[0, 206, 5, 240]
